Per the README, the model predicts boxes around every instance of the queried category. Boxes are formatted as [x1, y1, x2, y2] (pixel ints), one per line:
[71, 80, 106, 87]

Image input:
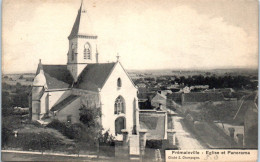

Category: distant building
[182, 86, 190, 93]
[151, 92, 167, 110]
[137, 92, 156, 109]
[137, 83, 147, 93]
[190, 85, 209, 90]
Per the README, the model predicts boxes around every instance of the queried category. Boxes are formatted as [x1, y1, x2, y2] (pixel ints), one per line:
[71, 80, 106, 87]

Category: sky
[2, 0, 258, 73]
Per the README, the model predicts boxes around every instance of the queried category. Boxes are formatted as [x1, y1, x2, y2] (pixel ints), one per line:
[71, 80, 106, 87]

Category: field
[128, 68, 258, 79]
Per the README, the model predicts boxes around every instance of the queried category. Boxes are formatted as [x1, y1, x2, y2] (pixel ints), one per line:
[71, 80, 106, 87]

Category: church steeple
[68, 0, 97, 40]
[67, 0, 99, 81]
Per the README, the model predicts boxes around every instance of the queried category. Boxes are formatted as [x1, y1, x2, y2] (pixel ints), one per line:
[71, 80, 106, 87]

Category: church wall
[32, 101, 40, 120]
[31, 86, 44, 121]
[40, 92, 48, 115]
[100, 63, 139, 137]
[55, 98, 81, 123]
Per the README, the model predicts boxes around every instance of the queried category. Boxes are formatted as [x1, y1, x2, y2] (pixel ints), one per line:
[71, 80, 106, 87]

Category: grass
[2, 115, 76, 153]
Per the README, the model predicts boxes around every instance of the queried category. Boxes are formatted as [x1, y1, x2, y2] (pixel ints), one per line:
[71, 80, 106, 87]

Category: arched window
[71, 50, 74, 61]
[71, 43, 76, 61]
[117, 78, 122, 88]
[84, 43, 91, 60]
[114, 96, 125, 114]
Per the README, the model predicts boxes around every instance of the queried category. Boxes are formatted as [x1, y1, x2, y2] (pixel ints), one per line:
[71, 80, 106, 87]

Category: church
[31, 1, 140, 139]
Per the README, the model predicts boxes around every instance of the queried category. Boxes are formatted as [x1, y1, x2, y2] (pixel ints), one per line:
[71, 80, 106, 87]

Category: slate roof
[37, 65, 74, 89]
[36, 62, 117, 91]
[182, 92, 225, 103]
[75, 63, 116, 91]
[139, 111, 166, 140]
[50, 95, 79, 111]
[68, 6, 81, 39]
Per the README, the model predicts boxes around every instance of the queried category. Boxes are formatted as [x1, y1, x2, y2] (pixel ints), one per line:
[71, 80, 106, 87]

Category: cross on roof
[116, 53, 120, 62]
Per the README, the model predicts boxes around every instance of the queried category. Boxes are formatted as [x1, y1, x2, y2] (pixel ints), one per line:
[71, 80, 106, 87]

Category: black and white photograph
[2, 0, 258, 161]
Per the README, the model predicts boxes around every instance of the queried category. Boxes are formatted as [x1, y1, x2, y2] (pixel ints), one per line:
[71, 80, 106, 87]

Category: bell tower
[67, 0, 99, 81]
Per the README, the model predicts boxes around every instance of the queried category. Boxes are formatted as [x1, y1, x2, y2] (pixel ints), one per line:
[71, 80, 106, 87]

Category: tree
[19, 75, 24, 79]
[78, 105, 102, 150]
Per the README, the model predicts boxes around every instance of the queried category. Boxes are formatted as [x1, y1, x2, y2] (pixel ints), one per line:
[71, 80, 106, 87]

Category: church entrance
[115, 117, 126, 135]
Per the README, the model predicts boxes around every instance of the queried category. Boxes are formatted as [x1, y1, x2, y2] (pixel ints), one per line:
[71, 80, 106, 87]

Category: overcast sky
[2, 0, 258, 73]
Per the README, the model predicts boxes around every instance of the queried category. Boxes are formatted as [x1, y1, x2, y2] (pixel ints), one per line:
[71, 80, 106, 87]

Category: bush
[2, 126, 12, 148]
[99, 131, 115, 146]
[47, 120, 74, 139]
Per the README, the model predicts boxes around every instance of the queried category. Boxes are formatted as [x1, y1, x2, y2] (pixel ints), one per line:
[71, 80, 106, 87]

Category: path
[172, 116, 205, 149]
[1, 150, 114, 161]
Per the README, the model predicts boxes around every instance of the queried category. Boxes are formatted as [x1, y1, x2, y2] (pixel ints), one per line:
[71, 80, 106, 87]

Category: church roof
[75, 63, 116, 91]
[37, 65, 74, 89]
[68, 1, 97, 40]
[51, 95, 79, 112]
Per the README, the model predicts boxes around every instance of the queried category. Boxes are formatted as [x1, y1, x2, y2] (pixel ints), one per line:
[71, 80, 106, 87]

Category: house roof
[137, 92, 156, 100]
[75, 63, 116, 91]
[167, 93, 182, 104]
[37, 65, 74, 89]
[139, 112, 166, 140]
[50, 95, 79, 112]
[155, 92, 167, 99]
[182, 92, 225, 103]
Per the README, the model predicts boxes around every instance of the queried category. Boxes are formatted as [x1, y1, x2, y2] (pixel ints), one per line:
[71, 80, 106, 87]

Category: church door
[115, 117, 125, 135]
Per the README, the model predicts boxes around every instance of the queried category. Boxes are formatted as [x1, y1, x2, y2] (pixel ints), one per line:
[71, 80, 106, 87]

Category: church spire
[80, 0, 87, 13]
[68, 0, 97, 40]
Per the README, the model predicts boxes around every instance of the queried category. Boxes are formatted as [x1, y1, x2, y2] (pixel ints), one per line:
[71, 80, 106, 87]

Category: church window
[117, 78, 122, 88]
[84, 43, 91, 60]
[45, 94, 49, 115]
[114, 96, 125, 114]
[71, 50, 74, 61]
[71, 44, 75, 61]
